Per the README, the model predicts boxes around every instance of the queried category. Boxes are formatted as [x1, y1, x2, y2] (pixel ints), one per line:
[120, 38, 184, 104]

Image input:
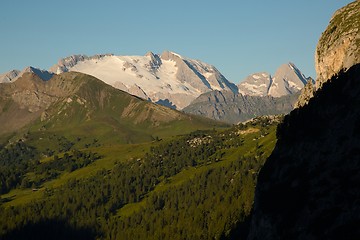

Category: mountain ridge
[183, 90, 299, 124]
[48, 51, 238, 110]
[1, 52, 311, 115]
[0, 71, 227, 144]
[0, 67, 53, 83]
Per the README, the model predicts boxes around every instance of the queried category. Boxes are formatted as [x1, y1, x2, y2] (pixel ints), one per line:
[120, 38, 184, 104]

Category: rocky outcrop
[22, 67, 54, 81]
[183, 90, 299, 124]
[49, 54, 114, 74]
[0, 70, 20, 83]
[294, 78, 315, 108]
[315, 1, 360, 89]
[295, 1, 360, 108]
[128, 84, 150, 100]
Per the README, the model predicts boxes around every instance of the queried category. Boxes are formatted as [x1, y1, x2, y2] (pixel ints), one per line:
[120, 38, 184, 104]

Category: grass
[1, 120, 277, 214]
[1, 71, 228, 148]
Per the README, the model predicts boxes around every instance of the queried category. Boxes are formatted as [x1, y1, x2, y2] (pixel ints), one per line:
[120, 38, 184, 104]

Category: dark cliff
[247, 64, 360, 239]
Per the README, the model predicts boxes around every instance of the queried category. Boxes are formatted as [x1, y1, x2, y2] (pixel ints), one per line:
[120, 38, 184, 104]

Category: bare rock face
[294, 78, 315, 108]
[0, 70, 21, 83]
[128, 84, 150, 100]
[183, 90, 299, 124]
[0, 67, 54, 83]
[315, 1, 360, 89]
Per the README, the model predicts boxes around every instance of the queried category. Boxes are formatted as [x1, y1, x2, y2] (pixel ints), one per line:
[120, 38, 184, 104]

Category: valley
[0, 115, 279, 239]
[1, 1, 359, 239]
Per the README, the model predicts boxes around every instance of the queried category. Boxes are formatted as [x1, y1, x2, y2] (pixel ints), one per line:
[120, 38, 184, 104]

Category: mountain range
[1, 52, 309, 114]
[0, 1, 359, 239]
[48, 51, 238, 110]
[0, 52, 312, 124]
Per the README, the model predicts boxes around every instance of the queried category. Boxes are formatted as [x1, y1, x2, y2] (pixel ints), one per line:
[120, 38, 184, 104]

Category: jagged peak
[145, 51, 155, 57]
[160, 50, 184, 61]
[1, 66, 54, 83]
[0, 69, 21, 83]
[22, 66, 54, 81]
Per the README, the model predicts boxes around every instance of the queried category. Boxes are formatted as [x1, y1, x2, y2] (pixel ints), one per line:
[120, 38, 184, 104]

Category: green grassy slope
[0, 72, 228, 148]
[0, 116, 280, 239]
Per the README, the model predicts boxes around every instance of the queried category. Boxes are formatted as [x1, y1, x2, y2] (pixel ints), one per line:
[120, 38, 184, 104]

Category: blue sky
[0, 0, 354, 83]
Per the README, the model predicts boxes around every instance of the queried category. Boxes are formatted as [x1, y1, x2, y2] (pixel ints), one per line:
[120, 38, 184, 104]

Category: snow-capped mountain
[49, 51, 238, 109]
[0, 67, 54, 83]
[238, 63, 311, 97]
[238, 72, 272, 97]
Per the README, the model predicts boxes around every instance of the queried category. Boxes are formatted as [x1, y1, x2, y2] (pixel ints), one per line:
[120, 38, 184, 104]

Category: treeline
[0, 141, 100, 194]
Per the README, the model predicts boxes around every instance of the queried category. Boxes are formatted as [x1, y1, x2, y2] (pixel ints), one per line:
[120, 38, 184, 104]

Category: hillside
[0, 71, 227, 146]
[0, 116, 280, 239]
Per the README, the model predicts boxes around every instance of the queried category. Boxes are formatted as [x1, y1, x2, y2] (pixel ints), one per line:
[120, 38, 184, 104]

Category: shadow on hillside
[223, 213, 252, 240]
[1, 219, 97, 240]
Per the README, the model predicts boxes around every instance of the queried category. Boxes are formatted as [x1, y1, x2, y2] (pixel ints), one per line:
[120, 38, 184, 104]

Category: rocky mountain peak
[50, 54, 87, 73]
[24, 67, 54, 81]
[269, 63, 308, 97]
[160, 51, 183, 61]
[238, 62, 308, 98]
[0, 67, 54, 83]
[145, 51, 162, 71]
